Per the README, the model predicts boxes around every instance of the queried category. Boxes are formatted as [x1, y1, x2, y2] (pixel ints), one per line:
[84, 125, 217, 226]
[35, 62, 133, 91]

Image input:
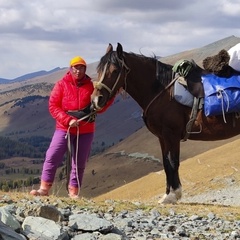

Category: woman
[30, 56, 113, 198]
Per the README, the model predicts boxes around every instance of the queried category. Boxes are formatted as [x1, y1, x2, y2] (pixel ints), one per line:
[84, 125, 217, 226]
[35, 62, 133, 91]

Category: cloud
[0, 0, 240, 79]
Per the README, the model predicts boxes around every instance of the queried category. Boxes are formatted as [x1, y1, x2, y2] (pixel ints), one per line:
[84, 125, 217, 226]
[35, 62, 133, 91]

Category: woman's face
[71, 64, 86, 80]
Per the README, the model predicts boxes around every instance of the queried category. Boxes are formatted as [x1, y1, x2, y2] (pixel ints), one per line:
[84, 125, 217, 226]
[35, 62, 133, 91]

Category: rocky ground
[0, 193, 240, 240]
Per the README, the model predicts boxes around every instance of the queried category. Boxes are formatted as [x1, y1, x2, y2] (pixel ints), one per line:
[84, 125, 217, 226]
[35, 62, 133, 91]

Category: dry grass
[94, 139, 240, 201]
[90, 138, 240, 220]
[84, 136, 240, 203]
[1, 190, 240, 221]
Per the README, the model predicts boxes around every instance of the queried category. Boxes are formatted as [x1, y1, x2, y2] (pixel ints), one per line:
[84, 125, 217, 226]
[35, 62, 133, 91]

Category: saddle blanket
[173, 79, 194, 107]
[202, 74, 240, 116]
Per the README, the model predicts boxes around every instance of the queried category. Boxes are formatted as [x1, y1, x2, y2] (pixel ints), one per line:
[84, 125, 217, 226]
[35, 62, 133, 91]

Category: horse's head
[91, 43, 130, 110]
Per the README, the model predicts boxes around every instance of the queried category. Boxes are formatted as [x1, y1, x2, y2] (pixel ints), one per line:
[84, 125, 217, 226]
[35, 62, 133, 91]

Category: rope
[75, 127, 80, 196]
[143, 74, 179, 122]
[65, 127, 71, 192]
[64, 110, 96, 196]
[217, 89, 230, 123]
[172, 59, 194, 77]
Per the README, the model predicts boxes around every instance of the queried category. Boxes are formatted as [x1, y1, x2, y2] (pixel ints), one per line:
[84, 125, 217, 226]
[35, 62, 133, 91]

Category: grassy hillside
[93, 138, 240, 208]
[2, 137, 240, 221]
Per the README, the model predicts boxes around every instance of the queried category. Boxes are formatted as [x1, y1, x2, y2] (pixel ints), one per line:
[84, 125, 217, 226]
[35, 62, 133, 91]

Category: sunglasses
[72, 65, 86, 72]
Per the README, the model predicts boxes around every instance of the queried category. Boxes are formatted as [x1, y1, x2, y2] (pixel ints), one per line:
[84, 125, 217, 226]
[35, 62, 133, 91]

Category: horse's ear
[117, 43, 123, 60]
[106, 43, 113, 54]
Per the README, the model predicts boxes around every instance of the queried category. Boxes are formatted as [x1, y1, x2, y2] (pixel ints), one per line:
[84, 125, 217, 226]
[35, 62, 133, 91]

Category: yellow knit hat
[70, 56, 87, 67]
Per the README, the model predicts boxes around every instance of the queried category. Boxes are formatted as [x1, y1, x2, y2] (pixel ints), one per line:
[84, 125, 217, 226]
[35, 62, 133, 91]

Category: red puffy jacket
[49, 71, 113, 135]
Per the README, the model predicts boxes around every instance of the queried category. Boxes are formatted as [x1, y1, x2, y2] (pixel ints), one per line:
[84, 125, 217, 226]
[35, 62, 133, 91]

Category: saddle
[172, 60, 205, 141]
[173, 59, 204, 99]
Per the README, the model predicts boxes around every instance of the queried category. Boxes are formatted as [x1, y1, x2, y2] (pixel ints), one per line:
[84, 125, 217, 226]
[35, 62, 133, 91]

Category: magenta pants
[41, 129, 94, 188]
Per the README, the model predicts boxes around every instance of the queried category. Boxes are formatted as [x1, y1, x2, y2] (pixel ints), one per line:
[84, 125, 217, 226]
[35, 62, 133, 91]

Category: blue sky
[0, 0, 240, 79]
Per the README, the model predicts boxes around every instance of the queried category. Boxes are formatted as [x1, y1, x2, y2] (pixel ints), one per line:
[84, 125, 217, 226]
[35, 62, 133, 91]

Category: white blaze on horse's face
[91, 86, 103, 111]
[92, 63, 119, 110]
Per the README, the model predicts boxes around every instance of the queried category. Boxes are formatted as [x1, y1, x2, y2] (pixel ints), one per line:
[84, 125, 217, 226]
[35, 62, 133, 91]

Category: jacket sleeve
[49, 81, 75, 126]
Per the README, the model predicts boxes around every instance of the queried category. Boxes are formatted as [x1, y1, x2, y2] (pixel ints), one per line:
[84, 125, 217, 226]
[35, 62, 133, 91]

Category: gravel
[1, 192, 240, 239]
[180, 184, 240, 207]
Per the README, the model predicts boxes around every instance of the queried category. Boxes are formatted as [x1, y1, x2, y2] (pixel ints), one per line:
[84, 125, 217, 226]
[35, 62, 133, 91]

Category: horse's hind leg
[158, 136, 182, 204]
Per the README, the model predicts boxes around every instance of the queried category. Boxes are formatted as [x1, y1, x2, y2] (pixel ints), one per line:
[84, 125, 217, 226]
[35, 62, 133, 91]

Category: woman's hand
[69, 119, 79, 127]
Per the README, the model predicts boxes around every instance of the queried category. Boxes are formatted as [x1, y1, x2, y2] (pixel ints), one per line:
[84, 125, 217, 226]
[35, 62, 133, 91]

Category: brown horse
[91, 43, 240, 204]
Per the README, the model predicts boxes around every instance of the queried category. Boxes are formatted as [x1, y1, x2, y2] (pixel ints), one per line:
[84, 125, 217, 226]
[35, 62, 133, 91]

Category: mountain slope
[92, 138, 240, 204]
[0, 35, 239, 162]
[79, 127, 239, 199]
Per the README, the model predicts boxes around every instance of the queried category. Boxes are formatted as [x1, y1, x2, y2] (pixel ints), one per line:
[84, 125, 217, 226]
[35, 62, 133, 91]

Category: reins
[64, 110, 97, 195]
[143, 63, 178, 119]
[65, 127, 80, 196]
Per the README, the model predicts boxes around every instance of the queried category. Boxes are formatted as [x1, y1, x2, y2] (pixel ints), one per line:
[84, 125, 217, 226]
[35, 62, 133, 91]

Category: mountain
[0, 78, 9, 84]
[0, 35, 239, 157]
[161, 35, 240, 66]
[0, 67, 65, 84]
[12, 67, 65, 83]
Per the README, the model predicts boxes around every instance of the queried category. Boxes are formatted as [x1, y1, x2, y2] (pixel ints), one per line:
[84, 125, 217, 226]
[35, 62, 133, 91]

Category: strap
[65, 127, 81, 196]
[67, 104, 97, 122]
[182, 97, 203, 141]
[65, 131, 71, 192]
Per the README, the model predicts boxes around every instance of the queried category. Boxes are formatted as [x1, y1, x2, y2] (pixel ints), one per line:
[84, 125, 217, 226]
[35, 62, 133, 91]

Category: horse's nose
[90, 101, 96, 111]
[91, 95, 102, 111]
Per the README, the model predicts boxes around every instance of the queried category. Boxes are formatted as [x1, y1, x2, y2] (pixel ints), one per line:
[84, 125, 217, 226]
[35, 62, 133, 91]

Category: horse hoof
[158, 187, 183, 204]
[158, 193, 178, 204]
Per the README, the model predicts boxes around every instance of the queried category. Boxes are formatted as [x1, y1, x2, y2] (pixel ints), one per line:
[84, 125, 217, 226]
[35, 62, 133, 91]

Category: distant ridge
[1, 36, 239, 85]
[161, 35, 240, 66]
[0, 67, 66, 84]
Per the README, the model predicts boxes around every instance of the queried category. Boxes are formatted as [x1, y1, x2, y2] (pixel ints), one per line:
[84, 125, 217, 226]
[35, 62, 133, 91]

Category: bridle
[94, 57, 130, 98]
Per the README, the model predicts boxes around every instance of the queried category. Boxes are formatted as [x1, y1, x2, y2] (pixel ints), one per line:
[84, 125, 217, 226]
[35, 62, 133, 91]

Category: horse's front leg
[158, 136, 182, 204]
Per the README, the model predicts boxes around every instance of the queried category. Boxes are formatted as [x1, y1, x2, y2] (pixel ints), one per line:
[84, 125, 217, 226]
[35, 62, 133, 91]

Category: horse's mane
[129, 53, 173, 89]
[97, 51, 119, 73]
[97, 51, 173, 89]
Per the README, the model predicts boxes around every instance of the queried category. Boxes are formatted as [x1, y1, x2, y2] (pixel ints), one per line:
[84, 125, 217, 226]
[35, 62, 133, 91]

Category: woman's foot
[30, 189, 49, 196]
[30, 180, 52, 196]
[68, 186, 79, 199]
